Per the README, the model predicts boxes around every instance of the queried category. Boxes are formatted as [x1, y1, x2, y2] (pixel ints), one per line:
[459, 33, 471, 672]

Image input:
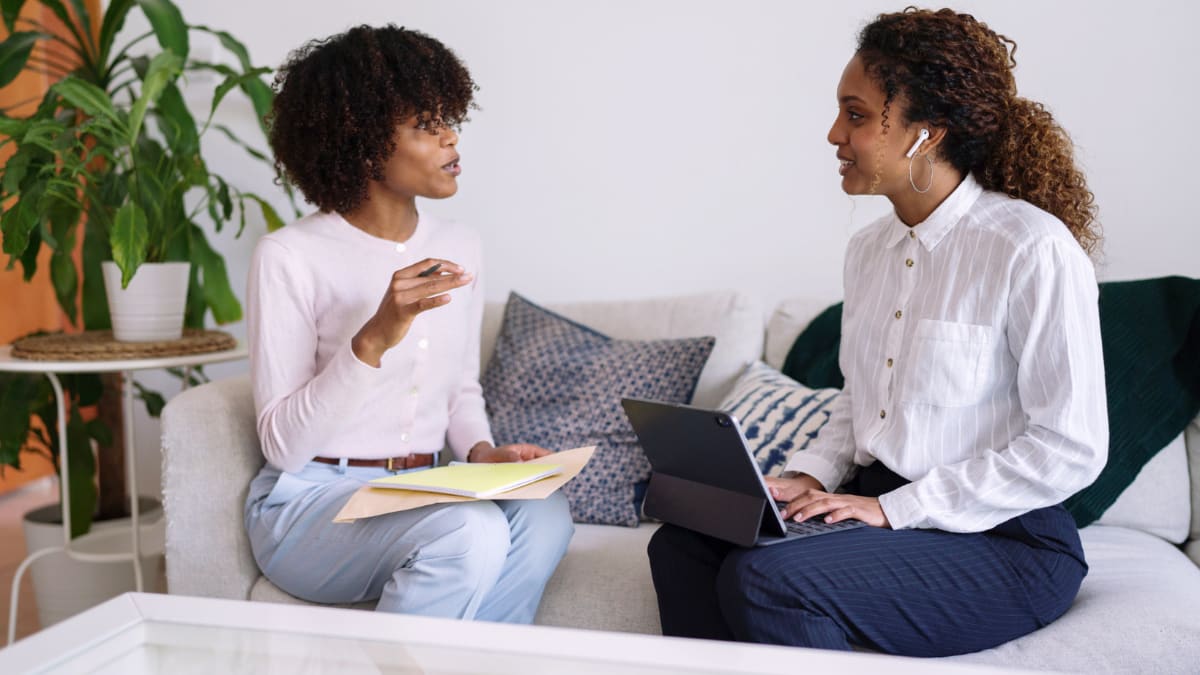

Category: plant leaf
[2, 147, 32, 194]
[0, 111, 29, 137]
[192, 25, 272, 132]
[52, 77, 123, 129]
[16, 225, 40, 280]
[81, 209, 112, 330]
[97, 0, 134, 62]
[1, 0, 28, 33]
[1, 182, 43, 260]
[242, 192, 285, 234]
[128, 49, 182, 145]
[0, 373, 36, 469]
[215, 175, 231, 219]
[204, 65, 270, 129]
[110, 202, 148, 288]
[153, 81, 197, 156]
[131, 381, 166, 417]
[65, 373, 103, 407]
[63, 0, 93, 53]
[188, 223, 241, 323]
[85, 418, 112, 446]
[133, 0, 187, 61]
[65, 407, 96, 538]
[0, 31, 41, 87]
[50, 247, 79, 324]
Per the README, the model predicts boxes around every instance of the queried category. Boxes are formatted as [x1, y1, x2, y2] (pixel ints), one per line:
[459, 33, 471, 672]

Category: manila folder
[333, 445, 595, 523]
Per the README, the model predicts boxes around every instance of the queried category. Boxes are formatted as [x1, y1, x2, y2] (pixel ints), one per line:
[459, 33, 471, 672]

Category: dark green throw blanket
[782, 276, 1200, 528]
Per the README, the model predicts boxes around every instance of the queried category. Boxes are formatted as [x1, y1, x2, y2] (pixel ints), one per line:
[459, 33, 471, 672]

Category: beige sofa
[161, 291, 1200, 672]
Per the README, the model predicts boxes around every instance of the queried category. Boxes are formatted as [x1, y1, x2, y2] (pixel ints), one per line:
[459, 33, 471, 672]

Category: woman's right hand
[764, 473, 826, 503]
[351, 258, 473, 367]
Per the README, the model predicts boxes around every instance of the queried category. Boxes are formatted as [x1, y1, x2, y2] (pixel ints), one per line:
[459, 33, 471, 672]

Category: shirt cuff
[446, 416, 494, 462]
[782, 453, 844, 493]
[877, 483, 926, 530]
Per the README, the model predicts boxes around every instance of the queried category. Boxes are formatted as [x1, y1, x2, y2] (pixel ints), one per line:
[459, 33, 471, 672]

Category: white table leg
[122, 371, 144, 593]
[6, 373, 67, 646]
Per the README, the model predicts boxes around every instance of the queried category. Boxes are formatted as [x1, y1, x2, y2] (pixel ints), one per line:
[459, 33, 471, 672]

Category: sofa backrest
[481, 290, 765, 409]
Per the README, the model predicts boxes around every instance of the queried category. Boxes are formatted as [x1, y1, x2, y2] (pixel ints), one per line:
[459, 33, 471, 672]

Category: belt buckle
[386, 457, 396, 472]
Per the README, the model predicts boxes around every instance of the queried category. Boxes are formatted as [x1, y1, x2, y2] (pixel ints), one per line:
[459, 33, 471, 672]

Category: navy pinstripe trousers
[647, 465, 1087, 656]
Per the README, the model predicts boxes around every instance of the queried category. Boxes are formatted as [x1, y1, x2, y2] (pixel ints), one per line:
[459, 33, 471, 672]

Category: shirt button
[909, 231, 916, 239]
[886, 357, 894, 368]
[417, 338, 430, 350]
[410, 386, 420, 396]
[894, 310, 903, 319]
[400, 432, 409, 442]
[879, 410, 887, 419]
[394, 243, 407, 253]
[905, 258, 914, 268]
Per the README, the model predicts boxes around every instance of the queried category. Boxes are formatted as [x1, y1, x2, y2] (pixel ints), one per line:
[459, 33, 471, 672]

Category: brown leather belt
[312, 453, 436, 471]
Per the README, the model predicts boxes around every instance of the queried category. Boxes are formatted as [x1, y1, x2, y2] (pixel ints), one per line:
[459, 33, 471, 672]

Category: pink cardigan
[247, 210, 493, 473]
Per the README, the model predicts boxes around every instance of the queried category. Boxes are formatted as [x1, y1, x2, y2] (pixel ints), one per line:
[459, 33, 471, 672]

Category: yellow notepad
[368, 463, 563, 498]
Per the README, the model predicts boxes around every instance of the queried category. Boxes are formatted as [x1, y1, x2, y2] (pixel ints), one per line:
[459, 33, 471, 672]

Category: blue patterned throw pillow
[719, 361, 841, 476]
[482, 293, 715, 527]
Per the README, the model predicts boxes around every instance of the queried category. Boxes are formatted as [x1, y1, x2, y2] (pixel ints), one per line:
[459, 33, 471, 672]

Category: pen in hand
[417, 263, 443, 277]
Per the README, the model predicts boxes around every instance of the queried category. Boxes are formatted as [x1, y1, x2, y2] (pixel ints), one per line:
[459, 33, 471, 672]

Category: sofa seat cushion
[947, 524, 1200, 672]
[249, 576, 373, 612]
[534, 523, 662, 635]
[247, 522, 663, 634]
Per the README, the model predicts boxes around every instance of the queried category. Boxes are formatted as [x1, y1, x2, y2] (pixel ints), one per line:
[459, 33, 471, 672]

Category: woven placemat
[11, 329, 237, 361]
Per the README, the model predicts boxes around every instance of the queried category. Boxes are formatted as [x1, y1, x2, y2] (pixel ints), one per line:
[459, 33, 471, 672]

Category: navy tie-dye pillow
[719, 361, 841, 476]
[482, 293, 715, 527]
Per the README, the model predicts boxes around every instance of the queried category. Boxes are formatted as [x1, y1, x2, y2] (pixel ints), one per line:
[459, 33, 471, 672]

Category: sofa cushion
[764, 296, 841, 370]
[1094, 432, 1189, 543]
[534, 523, 662, 634]
[482, 290, 764, 409]
[718, 361, 840, 477]
[483, 293, 715, 527]
[947, 525, 1200, 672]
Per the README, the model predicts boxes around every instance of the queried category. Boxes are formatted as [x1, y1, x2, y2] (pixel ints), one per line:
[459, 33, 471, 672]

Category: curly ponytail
[857, 8, 1101, 256]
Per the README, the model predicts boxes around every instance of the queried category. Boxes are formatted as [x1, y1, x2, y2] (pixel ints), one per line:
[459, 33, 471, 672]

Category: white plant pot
[21, 498, 166, 629]
[101, 261, 190, 342]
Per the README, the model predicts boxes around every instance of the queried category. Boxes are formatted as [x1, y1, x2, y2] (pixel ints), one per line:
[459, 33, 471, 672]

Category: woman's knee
[410, 501, 511, 571]
[503, 492, 574, 558]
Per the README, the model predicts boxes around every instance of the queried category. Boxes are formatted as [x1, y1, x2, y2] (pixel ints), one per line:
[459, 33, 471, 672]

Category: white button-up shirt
[784, 175, 1108, 533]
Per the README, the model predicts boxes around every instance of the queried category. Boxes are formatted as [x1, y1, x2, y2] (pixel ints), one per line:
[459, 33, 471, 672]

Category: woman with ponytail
[648, 8, 1108, 656]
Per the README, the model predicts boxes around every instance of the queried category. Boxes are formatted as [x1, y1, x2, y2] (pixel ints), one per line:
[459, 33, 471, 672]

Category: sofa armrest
[161, 374, 263, 600]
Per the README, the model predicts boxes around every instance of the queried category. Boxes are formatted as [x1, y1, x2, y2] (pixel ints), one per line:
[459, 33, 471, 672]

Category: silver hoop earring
[908, 153, 934, 194]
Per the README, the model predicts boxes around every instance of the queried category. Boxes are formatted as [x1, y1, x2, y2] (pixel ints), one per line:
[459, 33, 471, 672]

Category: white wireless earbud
[905, 128, 931, 159]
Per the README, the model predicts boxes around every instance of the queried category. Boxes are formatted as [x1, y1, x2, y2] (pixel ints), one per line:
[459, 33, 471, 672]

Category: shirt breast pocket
[902, 319, 994, 408]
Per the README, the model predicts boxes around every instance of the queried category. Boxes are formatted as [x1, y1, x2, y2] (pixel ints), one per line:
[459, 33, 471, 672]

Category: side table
[0, 338, 248, 645]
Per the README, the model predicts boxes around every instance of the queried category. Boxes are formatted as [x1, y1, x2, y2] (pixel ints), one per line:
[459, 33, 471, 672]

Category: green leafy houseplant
[0, 0, 292, 536]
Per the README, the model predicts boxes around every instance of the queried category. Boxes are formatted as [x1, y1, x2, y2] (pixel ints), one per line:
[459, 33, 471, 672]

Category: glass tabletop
[2, 593, 1028, 675]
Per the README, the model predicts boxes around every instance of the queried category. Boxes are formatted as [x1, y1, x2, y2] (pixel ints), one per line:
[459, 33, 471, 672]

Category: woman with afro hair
[243, 24, 572, 623]
[649, 8, 1107, 656]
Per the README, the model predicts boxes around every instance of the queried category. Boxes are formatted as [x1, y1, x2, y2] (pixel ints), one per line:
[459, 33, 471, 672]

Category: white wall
[127, 0, 1200, 496]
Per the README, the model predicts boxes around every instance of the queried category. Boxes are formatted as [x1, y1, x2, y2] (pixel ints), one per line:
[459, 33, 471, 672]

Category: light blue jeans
[244, 460, 574, 623]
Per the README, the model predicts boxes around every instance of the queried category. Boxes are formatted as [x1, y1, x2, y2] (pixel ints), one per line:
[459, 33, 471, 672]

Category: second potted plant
[0, 0, 293, 628]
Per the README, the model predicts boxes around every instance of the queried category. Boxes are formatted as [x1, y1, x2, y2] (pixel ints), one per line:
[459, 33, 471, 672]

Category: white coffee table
[0, 593, 1036, 674]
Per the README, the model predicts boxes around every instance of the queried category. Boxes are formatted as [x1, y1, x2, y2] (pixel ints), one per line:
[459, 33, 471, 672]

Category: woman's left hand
[779, 491, 892, 529]
[467, 441, 552, 463]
